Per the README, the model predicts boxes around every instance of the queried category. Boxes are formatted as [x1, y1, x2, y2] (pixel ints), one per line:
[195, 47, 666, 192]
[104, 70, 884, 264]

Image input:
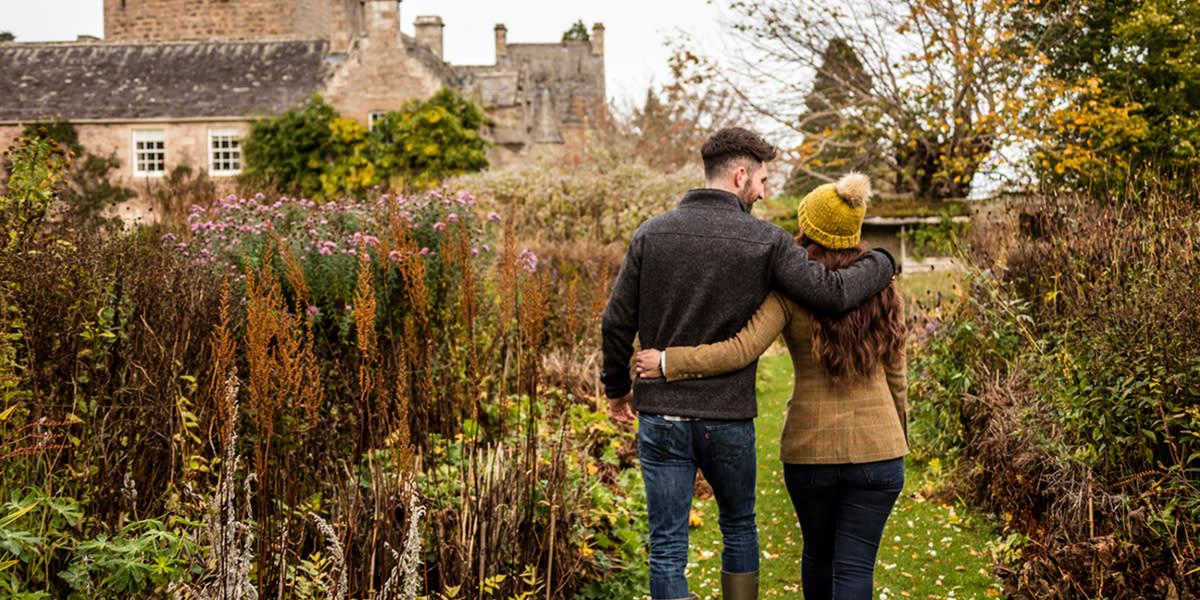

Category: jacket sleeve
[770, 228, 897, 314]
[884, 344, 909, 441]
[663, 292, 789, 381]
[601, 234, 643, 398]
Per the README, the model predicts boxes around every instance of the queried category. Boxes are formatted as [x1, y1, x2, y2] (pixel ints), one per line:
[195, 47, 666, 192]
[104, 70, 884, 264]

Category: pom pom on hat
[835, 172, 870, 208]
[797, 172, 871, 249]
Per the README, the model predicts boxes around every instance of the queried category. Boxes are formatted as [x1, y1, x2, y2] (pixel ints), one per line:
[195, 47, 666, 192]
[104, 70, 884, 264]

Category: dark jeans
[638, 414, 759, 600]
[783, 457, 905, 600]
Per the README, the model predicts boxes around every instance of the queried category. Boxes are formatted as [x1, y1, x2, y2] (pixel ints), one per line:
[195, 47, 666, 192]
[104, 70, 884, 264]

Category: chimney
[414, 15, 444, 59]
[365, 0, 400, 41]
[494, 23, 507, 61]
[591, 23, 604, 56]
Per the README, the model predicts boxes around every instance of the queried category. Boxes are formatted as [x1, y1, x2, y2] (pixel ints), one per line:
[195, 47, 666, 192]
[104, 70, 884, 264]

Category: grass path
[682, 354, 1005, 599]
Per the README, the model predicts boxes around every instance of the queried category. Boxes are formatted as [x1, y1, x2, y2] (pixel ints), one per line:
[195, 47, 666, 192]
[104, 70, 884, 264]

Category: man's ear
[732, 165, 747, 190]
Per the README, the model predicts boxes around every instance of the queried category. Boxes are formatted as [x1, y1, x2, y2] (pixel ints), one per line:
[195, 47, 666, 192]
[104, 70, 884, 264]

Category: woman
[634, 173, 908, 599]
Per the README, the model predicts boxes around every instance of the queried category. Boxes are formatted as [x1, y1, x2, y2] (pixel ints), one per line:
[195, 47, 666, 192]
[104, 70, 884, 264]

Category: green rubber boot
[720, 570, 759, 600]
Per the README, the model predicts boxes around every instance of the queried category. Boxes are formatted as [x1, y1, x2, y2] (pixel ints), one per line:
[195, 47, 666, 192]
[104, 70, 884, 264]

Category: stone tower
[103, 0, 364, 52]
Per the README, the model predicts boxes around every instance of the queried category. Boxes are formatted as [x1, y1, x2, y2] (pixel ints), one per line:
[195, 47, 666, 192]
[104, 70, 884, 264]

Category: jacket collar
[679, 188, 751, 214]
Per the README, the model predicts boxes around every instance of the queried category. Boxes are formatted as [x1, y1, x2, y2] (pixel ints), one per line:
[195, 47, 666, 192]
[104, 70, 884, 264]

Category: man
[601, 127, 896, 600]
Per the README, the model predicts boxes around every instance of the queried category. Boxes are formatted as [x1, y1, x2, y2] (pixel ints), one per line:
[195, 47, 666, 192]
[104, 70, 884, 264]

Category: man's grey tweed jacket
[601, 188, 896, 420]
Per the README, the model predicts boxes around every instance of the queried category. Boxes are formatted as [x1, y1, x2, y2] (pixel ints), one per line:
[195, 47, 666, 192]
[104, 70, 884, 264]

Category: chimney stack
[414, 15, 444, 59]
[591, 23, 604, 56]
[365, 0, 400, 41]
[494, 24, 507, 61]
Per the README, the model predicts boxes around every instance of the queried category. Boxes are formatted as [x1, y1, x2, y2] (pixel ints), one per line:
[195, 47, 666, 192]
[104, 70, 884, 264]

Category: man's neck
[705, 184, 750, 210]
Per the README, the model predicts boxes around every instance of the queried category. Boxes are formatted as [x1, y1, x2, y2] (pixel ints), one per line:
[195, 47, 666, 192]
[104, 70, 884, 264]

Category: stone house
[0, 0, 606, 216]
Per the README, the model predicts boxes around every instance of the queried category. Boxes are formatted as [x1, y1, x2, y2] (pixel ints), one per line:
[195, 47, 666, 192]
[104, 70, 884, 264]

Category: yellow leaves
[329, 117, 366, 143]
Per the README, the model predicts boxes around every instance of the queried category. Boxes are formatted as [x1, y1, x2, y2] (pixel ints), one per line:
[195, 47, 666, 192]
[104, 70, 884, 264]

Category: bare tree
[685, 0, 1079, 199]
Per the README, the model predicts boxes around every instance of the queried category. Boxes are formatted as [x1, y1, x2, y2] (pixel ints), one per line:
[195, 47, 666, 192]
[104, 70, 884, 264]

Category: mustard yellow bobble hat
[797, 172, 871, 249]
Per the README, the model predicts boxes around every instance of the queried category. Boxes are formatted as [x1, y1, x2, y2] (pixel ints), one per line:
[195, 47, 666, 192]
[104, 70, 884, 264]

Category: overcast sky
[1, 0, 733, 107]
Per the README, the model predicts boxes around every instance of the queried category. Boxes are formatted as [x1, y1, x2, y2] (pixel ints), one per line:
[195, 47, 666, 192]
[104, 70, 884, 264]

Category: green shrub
[16, 119, 135, 231]
[907, 269, 1034, 462]
[371, 87, 490, 191]
[241, 94, 338, 199]
[908, 169, 1200, 596]
[1, 132, 71, 246]
[242, 89, 490, 200]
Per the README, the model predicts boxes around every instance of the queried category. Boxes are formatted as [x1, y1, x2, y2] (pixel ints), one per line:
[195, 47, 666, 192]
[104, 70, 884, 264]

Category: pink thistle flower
[517, 249, 538, 273]
[487, 212, 501, 221]
[433, 222, 446, 231]
[447, 213, 458, 222]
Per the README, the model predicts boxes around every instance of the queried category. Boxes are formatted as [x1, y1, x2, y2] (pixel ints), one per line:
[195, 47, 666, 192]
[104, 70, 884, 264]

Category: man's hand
[608, 392, 636, 425]
[634, 349, 663, 379]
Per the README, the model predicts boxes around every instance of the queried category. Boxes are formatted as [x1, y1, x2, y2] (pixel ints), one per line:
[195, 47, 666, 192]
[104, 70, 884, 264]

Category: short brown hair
[701, 127, 777, 180]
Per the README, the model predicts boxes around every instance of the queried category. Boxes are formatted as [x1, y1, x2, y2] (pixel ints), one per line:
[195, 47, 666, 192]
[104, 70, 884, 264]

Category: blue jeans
[783, 458, 905, 600]
[638, 414, 759, 600]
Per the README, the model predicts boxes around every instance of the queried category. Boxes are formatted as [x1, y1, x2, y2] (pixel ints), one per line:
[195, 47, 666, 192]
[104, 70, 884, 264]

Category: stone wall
[322, 2, 452, 125]
[2, 121, 245, 224]
[103, 0, 360, 51]
[502, 41, 605, 126]
[106, 0, 292, 40]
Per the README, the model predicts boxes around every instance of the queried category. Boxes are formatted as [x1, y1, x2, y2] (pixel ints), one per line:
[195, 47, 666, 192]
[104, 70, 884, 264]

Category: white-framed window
[132, 129, 166, 176]
[208, 128, 242, 176]
[369, 111, 388, 129]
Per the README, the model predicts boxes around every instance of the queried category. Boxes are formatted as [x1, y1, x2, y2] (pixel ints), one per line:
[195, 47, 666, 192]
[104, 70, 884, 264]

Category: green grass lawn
[680, 354, 1004, 599]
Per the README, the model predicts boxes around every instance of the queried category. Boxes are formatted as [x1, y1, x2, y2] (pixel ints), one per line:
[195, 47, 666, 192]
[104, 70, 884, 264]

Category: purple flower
[306, 305, 319, 318]
[487, 212, 501, 221]
[447, 213, 458, 222]
[419, 247, 430, 255]
[433, 222, 446, 231]
[517, 249, 538, 273]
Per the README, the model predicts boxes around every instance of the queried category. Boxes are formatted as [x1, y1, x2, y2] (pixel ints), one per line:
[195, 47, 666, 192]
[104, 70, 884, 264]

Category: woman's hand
[635, 349, 663, 379]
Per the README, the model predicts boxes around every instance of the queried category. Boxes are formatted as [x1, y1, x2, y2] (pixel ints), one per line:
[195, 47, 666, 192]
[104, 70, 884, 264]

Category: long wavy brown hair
[799, 234, 906, 381]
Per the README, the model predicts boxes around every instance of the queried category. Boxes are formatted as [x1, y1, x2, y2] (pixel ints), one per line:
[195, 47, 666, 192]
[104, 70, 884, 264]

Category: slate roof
[401, 35, 463, 89]
[0, 39, 332, 122]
